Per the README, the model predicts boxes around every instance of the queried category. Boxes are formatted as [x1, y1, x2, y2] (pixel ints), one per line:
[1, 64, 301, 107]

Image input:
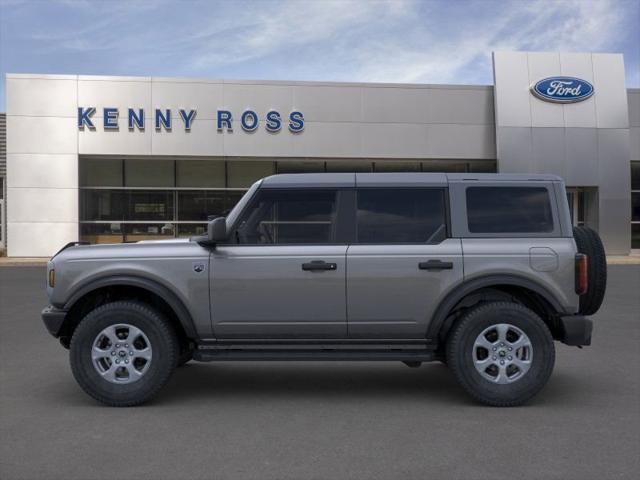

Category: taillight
[575, 254, 588, 295]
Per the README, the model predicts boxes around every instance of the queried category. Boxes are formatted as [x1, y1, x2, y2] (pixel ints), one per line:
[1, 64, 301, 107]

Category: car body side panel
[210, 245, 348, 338]
[49, 240, 213, 337]
[461, 237, 579, 313]
[346, 239, 464, 338]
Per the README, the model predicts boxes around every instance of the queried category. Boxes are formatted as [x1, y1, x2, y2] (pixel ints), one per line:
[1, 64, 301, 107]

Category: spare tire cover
[573, 226, 607, 315]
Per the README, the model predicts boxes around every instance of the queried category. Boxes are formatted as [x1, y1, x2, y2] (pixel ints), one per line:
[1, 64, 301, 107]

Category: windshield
[225, 180, 262, 229]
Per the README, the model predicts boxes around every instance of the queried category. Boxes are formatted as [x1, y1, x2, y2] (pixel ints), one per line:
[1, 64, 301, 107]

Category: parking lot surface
[1, 266, 639, 480]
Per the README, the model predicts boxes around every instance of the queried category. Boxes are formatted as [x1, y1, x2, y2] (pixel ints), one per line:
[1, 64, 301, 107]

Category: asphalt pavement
[1, 266, 639, 480]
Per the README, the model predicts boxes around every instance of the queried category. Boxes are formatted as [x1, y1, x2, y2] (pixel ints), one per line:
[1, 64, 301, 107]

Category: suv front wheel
[70, 301, 178, 407]
[446, 302, 555, 407]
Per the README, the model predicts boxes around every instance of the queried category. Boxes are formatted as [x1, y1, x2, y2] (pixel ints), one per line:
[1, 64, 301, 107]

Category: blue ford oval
[531, 77, 594, 103]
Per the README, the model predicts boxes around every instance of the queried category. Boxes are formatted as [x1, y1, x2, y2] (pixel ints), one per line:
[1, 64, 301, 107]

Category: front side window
[466, 187, 554, 234]
[234, 189, 338, 244]
[356, 188, 447, 244]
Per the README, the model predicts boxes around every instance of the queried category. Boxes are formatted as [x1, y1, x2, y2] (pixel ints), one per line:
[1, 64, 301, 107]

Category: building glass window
[632, 162, 640, 249]
[80, 223, 124, 244]
[566, 188, 588, 227]
[125, 159, 174, 187]
[178, 191, 228, 221]
[176, 160, 225, 188]
[374, 161, 420, 172]
[79, 157, 499, 244]
[81, 190, 126, 221]
[177, 223, 208, 237]
[631, 194, 640, 222]
[128, 191, 174, 221]
[276, 161, 325, 173]
[468, 160, 497, 173]
[227, 161, 274, 188]
[124, 223, 175, 242]
[80, 158, 123, 187]
[632, 225, 640, 250]
[0, 178, 5, 247]
[325, 161, 372, 172]
[422, 161, 466, 172]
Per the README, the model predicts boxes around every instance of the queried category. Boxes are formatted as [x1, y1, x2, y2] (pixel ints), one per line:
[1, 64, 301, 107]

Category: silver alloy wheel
[472, 323, 533, 384]
[91, 324, 153, 384]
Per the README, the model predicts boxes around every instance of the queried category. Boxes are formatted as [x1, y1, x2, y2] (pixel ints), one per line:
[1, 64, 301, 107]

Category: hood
[52, 238, 200, 263]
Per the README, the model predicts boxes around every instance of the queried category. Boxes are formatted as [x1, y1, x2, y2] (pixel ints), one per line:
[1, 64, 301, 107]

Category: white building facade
[3, 51, 639, 256]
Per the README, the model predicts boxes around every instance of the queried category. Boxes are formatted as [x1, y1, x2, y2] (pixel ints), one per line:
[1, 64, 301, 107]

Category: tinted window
[80, 189, 126, 221]
[631, 161, 640, 191]
[177, 191, 242, 221]
[235, 189, 338, 244]
[466, 187, 554, 233]
[632, 193, 640, 222]
[127, 191, 174, 221]
[356, 189, 447, 243]
[633, 224, 640, 249]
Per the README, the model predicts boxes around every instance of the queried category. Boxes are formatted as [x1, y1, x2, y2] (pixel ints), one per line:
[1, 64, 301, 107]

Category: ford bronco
[42, 173, 606, 407]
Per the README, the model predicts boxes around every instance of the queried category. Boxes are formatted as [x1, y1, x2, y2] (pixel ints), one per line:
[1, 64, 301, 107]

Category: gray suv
[42, 173, 606, 407]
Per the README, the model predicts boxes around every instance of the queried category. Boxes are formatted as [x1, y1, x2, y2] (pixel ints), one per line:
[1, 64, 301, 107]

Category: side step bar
[193, 347, 436, 362]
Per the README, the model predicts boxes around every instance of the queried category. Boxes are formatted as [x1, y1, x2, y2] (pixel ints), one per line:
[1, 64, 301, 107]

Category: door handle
[419, 260, 454, 271]
[302, 260, 337, 272]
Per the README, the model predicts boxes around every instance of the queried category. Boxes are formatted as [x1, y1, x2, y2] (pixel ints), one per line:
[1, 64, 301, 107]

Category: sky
[0, 0, 639, 111]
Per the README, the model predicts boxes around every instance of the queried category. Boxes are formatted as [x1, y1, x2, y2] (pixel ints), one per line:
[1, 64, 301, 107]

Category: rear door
[346, 187, 463, 338]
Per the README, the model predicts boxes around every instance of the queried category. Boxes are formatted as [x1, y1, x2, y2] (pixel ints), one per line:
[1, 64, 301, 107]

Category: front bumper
[41, 305, 68, 338]
[558, 315, 593, 346]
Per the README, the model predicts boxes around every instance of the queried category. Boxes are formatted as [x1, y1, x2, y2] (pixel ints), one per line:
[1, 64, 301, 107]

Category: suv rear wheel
[446, 302, 555, 407]
[70, 301, 178, 407]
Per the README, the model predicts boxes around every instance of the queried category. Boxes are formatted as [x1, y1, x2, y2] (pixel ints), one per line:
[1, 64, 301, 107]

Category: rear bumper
[41, 305, 68, 338]
[558, 315, 593, 346]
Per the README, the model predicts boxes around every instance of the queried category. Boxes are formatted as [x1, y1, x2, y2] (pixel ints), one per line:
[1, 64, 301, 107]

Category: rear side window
[356, 188, 447, 243]
[466, 187, 554, 233]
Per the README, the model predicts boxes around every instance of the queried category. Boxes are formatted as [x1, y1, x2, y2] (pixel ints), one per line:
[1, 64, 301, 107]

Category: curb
[0, 258, 49, 266]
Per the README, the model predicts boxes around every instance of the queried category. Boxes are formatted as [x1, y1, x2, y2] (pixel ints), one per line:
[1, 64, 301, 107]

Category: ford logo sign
[531, 76, 594, 103]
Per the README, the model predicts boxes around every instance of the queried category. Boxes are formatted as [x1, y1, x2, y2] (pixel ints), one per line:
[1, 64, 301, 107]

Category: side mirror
[208, 217, 227, 244]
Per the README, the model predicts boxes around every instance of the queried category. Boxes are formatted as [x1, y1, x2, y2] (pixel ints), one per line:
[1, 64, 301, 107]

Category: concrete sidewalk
[0, 257, 50, 266]
[2, 254, 640, 266]
[607, 254, 640, 264]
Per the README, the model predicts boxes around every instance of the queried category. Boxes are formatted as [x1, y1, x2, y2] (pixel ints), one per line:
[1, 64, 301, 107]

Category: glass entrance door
[566, 188, 586, 227]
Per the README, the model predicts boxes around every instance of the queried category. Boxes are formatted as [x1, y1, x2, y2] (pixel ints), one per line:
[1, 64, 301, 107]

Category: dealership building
[1, 51, 639, 257]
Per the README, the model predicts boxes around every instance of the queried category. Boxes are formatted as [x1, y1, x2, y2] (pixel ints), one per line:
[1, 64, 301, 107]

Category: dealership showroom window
[78, 157, 495, 243]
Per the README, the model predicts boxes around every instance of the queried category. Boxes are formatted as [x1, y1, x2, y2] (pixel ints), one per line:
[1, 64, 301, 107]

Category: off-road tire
[70, 301, 178, 407]
[446, 302, 555, 407]
[573, 226, 607, 315]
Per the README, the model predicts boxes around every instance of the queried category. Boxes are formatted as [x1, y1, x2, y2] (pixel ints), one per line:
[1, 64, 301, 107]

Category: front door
[210, 188, 348, 338]
[346, 188, 463, 338]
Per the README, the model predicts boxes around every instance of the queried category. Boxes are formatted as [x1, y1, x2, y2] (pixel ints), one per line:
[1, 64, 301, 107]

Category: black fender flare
[426, 274, 568, 342]
[62, 275, 198, 338]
